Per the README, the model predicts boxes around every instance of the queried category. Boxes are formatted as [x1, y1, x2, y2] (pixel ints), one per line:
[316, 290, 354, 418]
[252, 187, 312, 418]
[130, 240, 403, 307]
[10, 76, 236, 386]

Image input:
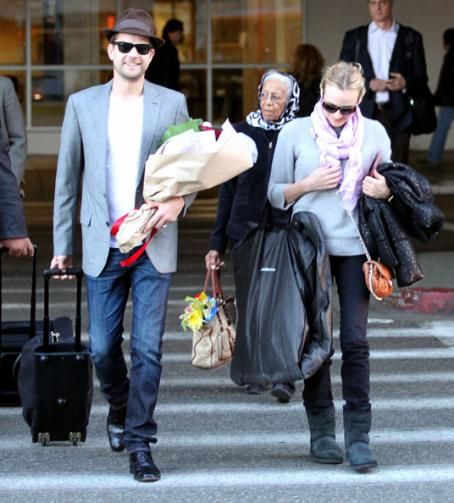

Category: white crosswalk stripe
[3, 429, 454, 450]
[3, 465, 454, 490]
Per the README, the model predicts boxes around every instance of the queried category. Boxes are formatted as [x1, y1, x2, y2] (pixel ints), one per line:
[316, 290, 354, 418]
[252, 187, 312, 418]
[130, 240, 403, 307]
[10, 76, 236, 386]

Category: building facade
[0, 0, 304, 154]
[2, 0, 453, 154]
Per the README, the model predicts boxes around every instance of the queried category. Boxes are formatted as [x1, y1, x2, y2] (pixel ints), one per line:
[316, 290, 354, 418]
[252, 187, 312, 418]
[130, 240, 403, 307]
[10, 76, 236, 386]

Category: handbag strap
[203, 269, 223, 298]
[348, 211, 372, 261]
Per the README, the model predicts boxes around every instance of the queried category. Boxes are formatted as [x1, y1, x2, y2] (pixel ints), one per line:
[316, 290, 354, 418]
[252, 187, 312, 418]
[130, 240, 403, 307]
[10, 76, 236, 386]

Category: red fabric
[111, 212, 158, 267]
[111, 212, 129, 237]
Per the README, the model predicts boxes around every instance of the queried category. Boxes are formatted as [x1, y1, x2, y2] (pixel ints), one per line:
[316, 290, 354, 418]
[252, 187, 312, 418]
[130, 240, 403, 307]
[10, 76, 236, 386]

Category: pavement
[0, 151, 454, 502]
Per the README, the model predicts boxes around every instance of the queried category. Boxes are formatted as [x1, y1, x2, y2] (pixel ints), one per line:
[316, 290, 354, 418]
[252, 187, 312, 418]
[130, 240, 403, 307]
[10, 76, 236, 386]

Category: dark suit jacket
[0, 136, 27, 239]
[340, 23, 428, 131]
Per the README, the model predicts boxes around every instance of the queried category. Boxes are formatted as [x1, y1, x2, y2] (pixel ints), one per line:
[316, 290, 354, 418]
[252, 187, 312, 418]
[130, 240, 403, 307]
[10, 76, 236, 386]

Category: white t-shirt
[106, 92, 144, 247]
[368, 21, 399, 104]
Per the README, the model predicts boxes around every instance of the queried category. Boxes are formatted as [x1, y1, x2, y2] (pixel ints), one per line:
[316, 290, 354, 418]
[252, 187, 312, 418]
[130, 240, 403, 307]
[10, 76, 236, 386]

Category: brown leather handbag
[349, 211, 394, 301]
[362, 260, 394, 300]
[191, 270, 236, 369]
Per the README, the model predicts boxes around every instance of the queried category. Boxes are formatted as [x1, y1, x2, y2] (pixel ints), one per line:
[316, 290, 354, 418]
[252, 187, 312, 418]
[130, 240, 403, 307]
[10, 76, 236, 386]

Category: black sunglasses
[322, 101, 357, 116]
[112, 41, 153, 55]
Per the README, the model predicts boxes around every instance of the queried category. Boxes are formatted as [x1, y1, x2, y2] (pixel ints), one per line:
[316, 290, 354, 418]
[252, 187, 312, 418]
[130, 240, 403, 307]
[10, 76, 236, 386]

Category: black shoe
[129, 450, 161, 482]
[244, 383, 266, 394]
[271, 383, 295, 403]
[107, 406, 127, 452]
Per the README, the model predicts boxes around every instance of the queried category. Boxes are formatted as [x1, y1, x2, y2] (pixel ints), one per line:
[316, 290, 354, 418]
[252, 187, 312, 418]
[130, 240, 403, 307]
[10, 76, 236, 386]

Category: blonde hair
[290, 44, 324, 87]
[320, 61, 366, 101]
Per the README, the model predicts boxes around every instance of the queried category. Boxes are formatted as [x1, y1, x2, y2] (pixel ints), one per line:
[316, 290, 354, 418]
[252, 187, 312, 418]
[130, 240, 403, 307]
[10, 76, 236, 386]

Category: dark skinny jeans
[303, 255, 371, 412]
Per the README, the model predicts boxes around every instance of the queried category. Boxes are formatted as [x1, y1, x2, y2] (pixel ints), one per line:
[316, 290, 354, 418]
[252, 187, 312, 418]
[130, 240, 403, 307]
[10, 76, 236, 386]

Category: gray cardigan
[268, 117, 391, 256]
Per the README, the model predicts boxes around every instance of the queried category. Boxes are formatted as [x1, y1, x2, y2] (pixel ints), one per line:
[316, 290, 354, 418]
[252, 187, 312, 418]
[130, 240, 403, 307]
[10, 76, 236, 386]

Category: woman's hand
[284, 166, 341, 203]
[362, 170, 392, 199]
[205, 250, 224, 270]
[305, 166, 342, 192]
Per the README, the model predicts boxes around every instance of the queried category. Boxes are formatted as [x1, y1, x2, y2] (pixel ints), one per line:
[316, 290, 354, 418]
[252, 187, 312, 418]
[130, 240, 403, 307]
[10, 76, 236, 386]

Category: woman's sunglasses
[112, 41, 153, 55]
[322, 101, 357, 116]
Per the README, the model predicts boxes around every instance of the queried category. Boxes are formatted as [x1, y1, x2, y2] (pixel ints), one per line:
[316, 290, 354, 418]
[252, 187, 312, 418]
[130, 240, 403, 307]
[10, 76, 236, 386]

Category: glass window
[31, 70, 111, 126]
[180, 69, 206, 120]
[211, 0, 302, 64]
[0, 1, 26, 65]
[30, 0, 116, 65]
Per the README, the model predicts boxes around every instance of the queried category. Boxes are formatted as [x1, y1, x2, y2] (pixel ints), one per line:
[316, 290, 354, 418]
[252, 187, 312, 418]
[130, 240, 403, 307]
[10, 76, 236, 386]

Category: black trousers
[374, 107, 411, 164]
[303, 255, 371, 412]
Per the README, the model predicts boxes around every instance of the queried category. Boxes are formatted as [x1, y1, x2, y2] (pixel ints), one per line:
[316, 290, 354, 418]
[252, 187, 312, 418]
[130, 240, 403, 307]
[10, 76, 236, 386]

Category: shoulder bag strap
[348, 211, 372, 261]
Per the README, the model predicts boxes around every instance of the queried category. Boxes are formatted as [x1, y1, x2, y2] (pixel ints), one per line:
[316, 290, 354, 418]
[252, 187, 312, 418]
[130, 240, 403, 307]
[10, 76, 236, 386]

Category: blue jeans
[428, 106, 454, 163]
[86, 248, 172, 452]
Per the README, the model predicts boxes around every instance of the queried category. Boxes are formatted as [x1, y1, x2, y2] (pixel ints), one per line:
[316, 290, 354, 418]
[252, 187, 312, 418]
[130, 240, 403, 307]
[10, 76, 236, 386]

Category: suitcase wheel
[38, 432, 50, 446]
[69, 432, 81, 446]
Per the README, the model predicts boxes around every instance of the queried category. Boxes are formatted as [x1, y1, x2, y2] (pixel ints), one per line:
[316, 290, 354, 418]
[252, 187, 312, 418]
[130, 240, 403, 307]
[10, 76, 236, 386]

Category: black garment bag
[18, 268, 93, 445]
[0, 246, 37, 405]
[230, 210, 333, 386]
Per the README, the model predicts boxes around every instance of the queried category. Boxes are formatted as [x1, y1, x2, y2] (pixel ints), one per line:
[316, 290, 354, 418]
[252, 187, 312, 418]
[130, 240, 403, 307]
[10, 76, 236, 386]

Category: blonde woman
[268, 62, 392, 472]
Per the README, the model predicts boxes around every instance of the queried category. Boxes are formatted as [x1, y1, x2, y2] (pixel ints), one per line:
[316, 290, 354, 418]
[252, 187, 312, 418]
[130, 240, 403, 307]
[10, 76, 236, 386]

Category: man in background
[339, 0, 429, 163]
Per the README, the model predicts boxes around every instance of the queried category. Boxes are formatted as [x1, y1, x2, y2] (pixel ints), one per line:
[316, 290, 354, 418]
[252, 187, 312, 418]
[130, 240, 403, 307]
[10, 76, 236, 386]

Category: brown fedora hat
[103, 8, 164, 49]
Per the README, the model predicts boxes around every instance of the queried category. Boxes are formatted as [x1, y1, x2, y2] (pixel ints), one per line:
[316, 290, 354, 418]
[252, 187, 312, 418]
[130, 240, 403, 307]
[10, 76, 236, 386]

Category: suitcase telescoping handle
[42, 267, 83, 351]
[0, 245, 37, 348]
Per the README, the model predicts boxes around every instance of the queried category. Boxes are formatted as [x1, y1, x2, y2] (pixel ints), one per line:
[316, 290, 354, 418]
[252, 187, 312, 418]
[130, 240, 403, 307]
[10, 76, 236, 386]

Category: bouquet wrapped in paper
[114, 119, 256, 254]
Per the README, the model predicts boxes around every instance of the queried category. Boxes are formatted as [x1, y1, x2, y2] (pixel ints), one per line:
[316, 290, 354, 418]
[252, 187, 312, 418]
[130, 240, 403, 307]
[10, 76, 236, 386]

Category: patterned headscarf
[246, 70, 300, 131]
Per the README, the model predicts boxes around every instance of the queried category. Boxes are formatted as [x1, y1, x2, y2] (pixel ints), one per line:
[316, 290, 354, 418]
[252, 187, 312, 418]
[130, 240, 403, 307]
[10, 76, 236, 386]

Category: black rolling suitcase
[0, 247, 37, 405]
[18, 267, 93, 445]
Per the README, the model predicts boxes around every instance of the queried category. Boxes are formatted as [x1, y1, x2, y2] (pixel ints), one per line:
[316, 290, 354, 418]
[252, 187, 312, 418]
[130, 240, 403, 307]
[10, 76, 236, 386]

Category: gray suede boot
[305, 405, 344, 464]
[343, 407, 378, 473]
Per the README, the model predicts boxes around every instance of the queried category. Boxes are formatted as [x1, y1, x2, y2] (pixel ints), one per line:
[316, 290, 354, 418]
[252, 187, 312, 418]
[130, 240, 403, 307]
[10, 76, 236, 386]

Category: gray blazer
[0, 76, 27, 185]
[0, 136, 27, 239]
[53, 80, 192, 277]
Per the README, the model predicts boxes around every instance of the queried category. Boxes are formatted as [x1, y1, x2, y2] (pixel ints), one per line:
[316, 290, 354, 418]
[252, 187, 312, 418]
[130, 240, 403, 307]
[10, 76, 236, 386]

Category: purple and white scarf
[310, 100, 365, 212]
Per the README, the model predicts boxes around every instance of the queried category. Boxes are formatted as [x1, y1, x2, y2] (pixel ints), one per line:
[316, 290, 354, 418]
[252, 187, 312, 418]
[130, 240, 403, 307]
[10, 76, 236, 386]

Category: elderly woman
[205, 69, 300, 403]
[268, 62, 392, 472]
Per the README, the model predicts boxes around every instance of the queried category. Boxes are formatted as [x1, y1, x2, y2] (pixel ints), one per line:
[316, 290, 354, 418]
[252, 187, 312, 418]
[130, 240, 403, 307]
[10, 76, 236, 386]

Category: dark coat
[434, 49, 454, 107]
[145, 41, 180, 91]
[230, 211, 333, 384]
[359, 162, 444, 287]
[340, 24, 429, 131]
[295, 78, 320, 118]
[0, 134, 27, 239]
[209, 121, 280, 253]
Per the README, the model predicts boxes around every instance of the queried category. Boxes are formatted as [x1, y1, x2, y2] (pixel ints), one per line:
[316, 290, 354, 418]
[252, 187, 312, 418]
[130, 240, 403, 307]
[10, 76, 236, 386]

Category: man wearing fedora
[51, 8, 192, 482]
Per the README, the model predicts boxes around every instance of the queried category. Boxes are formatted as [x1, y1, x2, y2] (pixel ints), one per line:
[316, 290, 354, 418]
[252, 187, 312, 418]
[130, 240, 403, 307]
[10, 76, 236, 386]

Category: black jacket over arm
[359, 162, 444, 287]
[340, 23, 429, 131]
[0, 137, 27, 239]
[209, 122, 279, 253]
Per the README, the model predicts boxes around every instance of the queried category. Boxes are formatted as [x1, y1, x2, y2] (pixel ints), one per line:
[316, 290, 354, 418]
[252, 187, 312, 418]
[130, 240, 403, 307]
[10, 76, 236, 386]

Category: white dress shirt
[367, 21, 399, 103]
